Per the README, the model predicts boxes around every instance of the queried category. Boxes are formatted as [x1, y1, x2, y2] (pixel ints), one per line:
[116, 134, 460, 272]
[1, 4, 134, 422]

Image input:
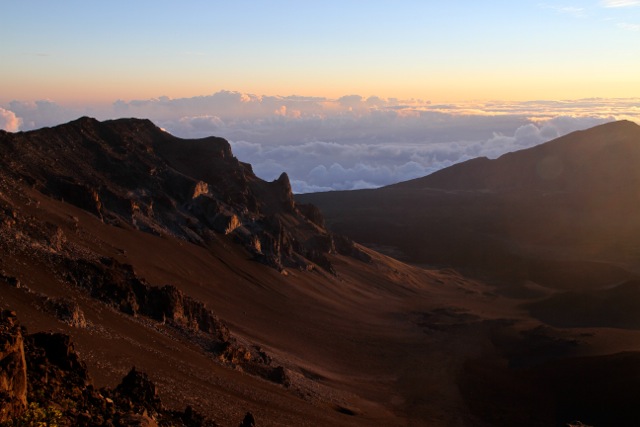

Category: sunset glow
[2, 1, 640, 105]
[2, 1, 640, 191]
[4, 4, 640, 424]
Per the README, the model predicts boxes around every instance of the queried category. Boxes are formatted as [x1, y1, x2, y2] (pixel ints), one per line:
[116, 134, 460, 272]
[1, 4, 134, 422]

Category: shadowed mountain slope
[298, 120, 640, 291]
[393, 120, 640, 194]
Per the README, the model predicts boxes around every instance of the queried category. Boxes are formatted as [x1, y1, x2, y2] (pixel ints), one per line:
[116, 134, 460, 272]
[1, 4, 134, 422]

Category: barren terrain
[2, 119, 640, 426]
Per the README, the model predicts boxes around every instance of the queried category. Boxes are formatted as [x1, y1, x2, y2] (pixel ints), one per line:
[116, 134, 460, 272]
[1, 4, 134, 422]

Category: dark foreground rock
[0, 311, 27, 422]
[0, 311, 226, 427]
[238, 412, 256, 427]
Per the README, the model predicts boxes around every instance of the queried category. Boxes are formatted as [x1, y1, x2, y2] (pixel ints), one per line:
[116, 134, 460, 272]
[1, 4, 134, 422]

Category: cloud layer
[0, 108, 21, 132]
[602, 0, 640, 7]
[3, 93, 639, 193]
[226, 115, 614, 192]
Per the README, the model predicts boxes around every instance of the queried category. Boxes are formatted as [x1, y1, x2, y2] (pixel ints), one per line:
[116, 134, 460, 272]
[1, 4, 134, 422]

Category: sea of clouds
[3, 93, 639, 193]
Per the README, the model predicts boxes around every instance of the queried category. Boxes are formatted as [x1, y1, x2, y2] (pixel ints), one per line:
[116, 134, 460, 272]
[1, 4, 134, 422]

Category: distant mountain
[392, 119, 640, 194]
[298, 120, 640, 291]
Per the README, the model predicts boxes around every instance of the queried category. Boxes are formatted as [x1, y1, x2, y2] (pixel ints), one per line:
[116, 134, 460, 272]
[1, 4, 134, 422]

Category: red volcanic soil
[3, 118, 640, 426]
[1, 179, 513, 426]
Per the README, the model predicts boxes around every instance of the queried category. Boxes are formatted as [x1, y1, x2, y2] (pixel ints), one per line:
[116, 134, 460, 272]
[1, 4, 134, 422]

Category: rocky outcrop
[0, 196, 290, 390]
[0, 117, 370, 274]
[58, 255, 285, 385]
[143, 285, 230, 344]
[27, 332, 89, 378]
[114, 367, 162, 415]
[43, 176, 103, 219]
[0, 311, 27, 422]
[297, 203, 326, 229]
[43, 297, 87, 328]
[192, 181, 209, 199]
[62, 256, 231, 345]
[333, 234, 372, 263]
[273, 172, 295, 213]
[1, 278, 87, 329]
[187, 195, 242, 235]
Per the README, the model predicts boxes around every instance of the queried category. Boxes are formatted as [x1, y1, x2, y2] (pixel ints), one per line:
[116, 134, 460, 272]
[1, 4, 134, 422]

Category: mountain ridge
[0, 116, 368, 274]
[389, 119, 640, 193]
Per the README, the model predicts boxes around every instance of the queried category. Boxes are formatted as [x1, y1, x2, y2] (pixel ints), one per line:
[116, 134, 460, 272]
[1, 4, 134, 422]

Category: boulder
[115, 367, 162, 414]
[27, 332, 89, 379]
[239, 411, 256, 427]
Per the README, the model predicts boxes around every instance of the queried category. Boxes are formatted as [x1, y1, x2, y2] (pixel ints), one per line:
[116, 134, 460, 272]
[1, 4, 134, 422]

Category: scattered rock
[43, 297, 87, 328]
[0, 273, 20, 289]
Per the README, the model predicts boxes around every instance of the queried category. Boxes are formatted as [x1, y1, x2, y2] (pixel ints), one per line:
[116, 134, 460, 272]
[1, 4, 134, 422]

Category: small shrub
[0, 402, 63, 427]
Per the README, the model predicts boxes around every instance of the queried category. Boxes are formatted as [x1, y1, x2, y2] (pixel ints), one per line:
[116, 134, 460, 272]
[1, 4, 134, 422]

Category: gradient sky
[2, 0, 640, 104]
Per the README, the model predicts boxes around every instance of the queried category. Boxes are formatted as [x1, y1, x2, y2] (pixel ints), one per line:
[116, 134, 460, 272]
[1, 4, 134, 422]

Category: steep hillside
[0, 118, 475, 426]
[0, 117, 371, 274]
[393, 120, 640, 194]
[298, 120, 640, 290]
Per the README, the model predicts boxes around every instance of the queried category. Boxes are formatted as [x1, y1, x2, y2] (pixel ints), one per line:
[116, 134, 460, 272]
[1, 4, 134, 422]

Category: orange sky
[2, 2, 639, 105]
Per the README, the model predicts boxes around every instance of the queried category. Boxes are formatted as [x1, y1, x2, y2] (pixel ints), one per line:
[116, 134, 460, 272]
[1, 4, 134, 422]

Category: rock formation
[0, 311, 27, 422]
[0, 117, 367, 274]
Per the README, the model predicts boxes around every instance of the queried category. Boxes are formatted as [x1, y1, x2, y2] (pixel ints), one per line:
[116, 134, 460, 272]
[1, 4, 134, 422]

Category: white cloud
[560, 6, 587, 16]
[541, 4, 587, 17]
[290, 180, 334, 194]
[3, 92, 638, 193]
[7, 100, 87, 130]
[617, 22, 640, 31]
[226, 114, 615, 193]
[601, 0, 640, 7]
[0, 108, 21, 132]
[538, 3, 588, 18]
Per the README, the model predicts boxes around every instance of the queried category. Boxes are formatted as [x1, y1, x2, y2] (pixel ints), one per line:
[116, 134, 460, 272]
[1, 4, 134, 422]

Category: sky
[2, 1, 640, 192]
